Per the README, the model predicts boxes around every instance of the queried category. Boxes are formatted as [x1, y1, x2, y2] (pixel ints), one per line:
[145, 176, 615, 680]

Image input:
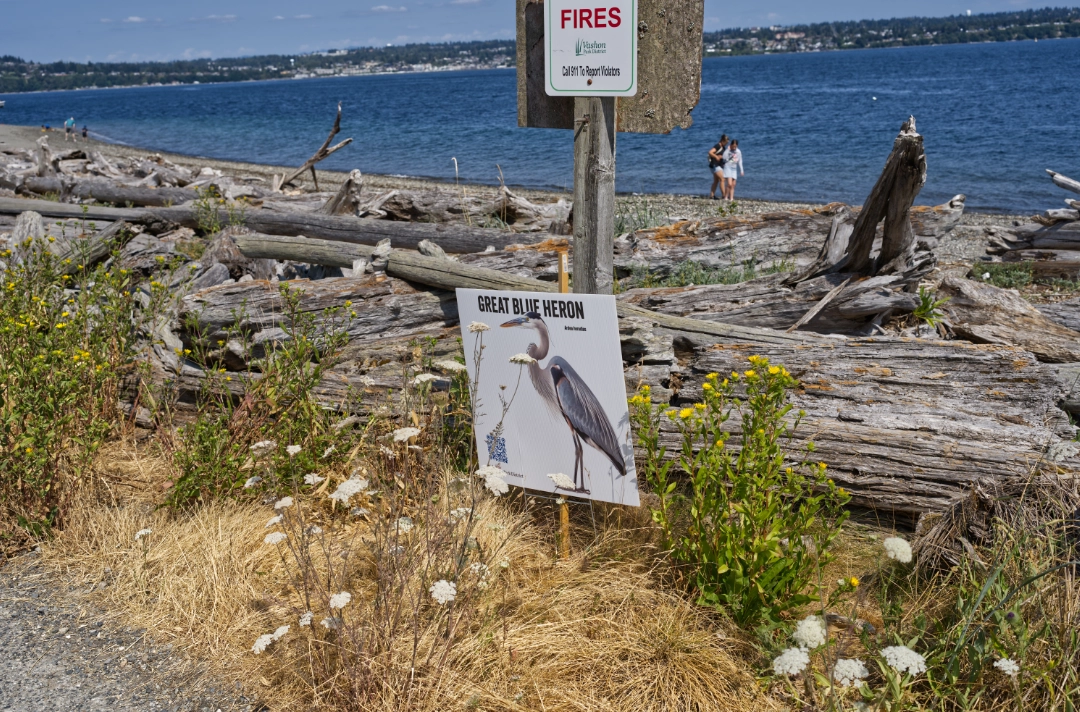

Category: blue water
[2, 39, 1078, 214]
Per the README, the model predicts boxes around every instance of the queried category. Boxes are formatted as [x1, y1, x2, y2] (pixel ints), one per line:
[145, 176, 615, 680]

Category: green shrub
[629, 356, 849, 626]
[0, 225, 148, 536]
[160, 282, 354, 507]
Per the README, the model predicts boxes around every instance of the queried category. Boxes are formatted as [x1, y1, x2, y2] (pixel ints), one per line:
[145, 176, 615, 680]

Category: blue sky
[0, 0, 1054, 62]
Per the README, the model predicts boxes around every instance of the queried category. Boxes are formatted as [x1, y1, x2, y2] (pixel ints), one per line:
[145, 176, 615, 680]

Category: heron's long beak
[500, 317, 528, 328]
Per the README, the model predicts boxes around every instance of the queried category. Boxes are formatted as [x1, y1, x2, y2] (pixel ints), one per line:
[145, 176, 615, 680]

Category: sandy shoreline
[0, 122, 1021, 265]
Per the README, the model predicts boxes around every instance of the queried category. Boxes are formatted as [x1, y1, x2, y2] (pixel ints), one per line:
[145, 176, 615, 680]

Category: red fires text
[560, 7, 622, 29]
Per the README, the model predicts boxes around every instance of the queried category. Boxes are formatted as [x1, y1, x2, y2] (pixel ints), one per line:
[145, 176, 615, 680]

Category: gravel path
[0, 552, 261, 712]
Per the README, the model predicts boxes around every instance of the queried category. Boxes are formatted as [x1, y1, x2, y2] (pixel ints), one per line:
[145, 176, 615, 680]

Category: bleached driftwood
[319, 169, 364, 216]
[279, 103, 353, 190]
[21, 177, 196, 207]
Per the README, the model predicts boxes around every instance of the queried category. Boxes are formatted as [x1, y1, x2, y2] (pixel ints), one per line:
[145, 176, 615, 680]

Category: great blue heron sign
[544, 0, 637, 97]
[457, 288, 639, 507]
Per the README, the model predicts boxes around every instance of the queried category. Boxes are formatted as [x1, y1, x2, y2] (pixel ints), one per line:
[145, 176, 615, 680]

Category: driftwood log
[278, 103, 353, 190]
[319, 169, 364, 216]
[21, 177, 197, 207]
[0, 197, 549, 253]
[141, 258, 1079, 518]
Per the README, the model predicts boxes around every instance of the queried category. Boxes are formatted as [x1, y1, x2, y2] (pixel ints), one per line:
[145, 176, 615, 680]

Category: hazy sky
[0, 0, 1054, 63]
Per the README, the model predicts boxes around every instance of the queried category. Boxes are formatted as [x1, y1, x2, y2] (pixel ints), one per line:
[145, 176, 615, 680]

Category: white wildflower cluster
[430, 579, 457, 605]
[994, 657, 1020, 677]
[351, 507, 370, 517]
[265, 515, 282, 528]
[274, 496, 294, 510]
[547, 472, 575, 490]
[379, 445, 397, 459]
[478, 465, 509, 496]
[250, 440, 277, 457]
[328, 591, 352, 610]
[882, 645, 927, 676]
[396, 516, 414, 534]
[320, 616, 341, 630]
[299, 611, 314, 627]
[303, 473, 325, 485]
[467, 321, 490, 333]
[832, 658, 869, 687]
[306, 525, 323, 536]
[134, 528, 152, 542]
[434, 359, 467, 373]
[772, 647, 810, 676]
[413, 373, 437, 386]
[243, 476, 262, 489]
[286, 444, 302, 457]
[392, 427, 421, 443]
[329, 478, 368, 504]
[449, 507, 472, 521]
[883, 536, 913, 564]
[251, 625, 289, 655]
[509, 353, 536, 365]
[470, 562, 490, 590]
[264, 532, 287, 545]
[321, 446, 335, 459]
[792, 615, 828, 650]
[498, 558, 510, 570]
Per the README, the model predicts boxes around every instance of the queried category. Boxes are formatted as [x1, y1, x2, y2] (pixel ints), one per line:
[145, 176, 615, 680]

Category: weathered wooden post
[517, 0, 704, 295]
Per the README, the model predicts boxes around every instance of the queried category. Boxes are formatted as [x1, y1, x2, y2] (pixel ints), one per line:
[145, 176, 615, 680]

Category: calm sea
[2, 39, 1077, 214]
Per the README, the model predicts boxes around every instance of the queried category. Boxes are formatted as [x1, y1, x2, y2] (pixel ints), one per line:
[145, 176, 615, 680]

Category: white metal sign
[545, 0, 638, 97]
[457, 289, 639, 506]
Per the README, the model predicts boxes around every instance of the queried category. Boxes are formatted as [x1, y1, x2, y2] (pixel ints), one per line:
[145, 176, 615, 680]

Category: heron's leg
[573, 434, 584, 491]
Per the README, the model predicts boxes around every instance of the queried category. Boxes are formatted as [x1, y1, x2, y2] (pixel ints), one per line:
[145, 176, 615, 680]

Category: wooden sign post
[517, 0, 704, 295]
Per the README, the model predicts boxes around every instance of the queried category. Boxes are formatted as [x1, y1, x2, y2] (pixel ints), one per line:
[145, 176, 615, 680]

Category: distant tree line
[1, 8, 1077, 93]
[704, 6, 1080, 55]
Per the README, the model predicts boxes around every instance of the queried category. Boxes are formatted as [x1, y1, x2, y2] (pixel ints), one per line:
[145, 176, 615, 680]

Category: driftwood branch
[319, 169, 363, 216]
[279, 103, 353, 189]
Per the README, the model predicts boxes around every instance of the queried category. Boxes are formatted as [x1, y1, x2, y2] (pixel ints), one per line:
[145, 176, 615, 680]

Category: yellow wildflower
[665, 409, 678, 420]
[702, 382, 713, 391]
[849, 577, 859, 588]
[769, 366, 780, 375]
[706, 372, 719, 380]
[744, 369, 756, 378]
[641, 384, 650, 393]
[55, 322, 66, 329]
[837, 488, 846, 496]
[679, 408, 694, 419]
[785, 467, 793, 475]
[820, 462, 828, 470]
[722, 378, 729, 387]
[344, 301, 353, 307]
[694, 403, 706, 411]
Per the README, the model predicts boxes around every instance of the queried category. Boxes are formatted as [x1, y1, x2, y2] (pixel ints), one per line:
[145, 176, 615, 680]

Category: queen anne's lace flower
[882, 645, 927, 676]
[467, 321, 490, 333]
[392, 427, 421, 443]
[547, 472, 575, 490]
[793, 615, 828, 650]
[434, 359, 467, 372]
[303, 473, 325, 485]
[307, 525, 323, 535]
[320, 616, 341, 629]
[509, 353, 536, 365]
[396, 516, 414, 534]
[994, 657, 1020, 676]
[883, 536, 913, 563]
[250, 440, 277, 457]
[264, 532, 287, 545]
[430, 579, 457, 605]
[299, 611, 314, 627]
[274, 496, 294, 510]
[329, 478, 368, 504]
[328, 591, 352, 610]
[450, 507, 471, 521]
[286, 444, 301, 457]
[265, 515, 282, 528]
[272, 625, 289, 640]
[321, 446, 335, 458]
[251, 633, 274, 655]
[134, 528, 152, 542]
[773, 647, 810, 676]
[413, 373, 437, 385]
[478, 466, 509, 496]
[832, 658, 869, 687]
[243, 476, 262, 488]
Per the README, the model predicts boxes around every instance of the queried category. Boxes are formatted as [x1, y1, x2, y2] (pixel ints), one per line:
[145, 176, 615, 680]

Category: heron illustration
[500, 312, 626, 493]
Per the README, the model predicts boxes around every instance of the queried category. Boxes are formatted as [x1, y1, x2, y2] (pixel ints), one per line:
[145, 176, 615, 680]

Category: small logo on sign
[575, 38, 607, 56]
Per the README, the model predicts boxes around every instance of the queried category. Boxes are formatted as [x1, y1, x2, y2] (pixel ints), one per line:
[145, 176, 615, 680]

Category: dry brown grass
[40, 439, 784, 712]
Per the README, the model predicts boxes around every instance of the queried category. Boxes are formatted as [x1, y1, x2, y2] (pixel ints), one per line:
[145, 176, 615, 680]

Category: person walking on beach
[64, 117, 75, 142]
[721, 139, 744, 200]
[81, 126, 88, 141]
[707, 134, 729, 200]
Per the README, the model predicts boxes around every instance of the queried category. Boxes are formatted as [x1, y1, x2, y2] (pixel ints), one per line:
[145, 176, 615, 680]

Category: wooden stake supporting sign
[517, 0, 703, 296]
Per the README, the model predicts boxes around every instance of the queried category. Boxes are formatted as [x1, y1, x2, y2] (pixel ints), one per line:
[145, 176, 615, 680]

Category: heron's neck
[527, 324, 550, 361]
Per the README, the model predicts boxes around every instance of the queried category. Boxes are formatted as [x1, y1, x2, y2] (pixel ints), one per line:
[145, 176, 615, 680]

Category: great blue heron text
[475, 296, 586, 320]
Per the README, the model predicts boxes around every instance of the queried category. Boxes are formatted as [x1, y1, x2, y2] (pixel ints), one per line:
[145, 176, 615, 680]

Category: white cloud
[372, 5, 407, 12]
[123, 16, 146, 23]
[451, 0, 481, 4]
[273, 15, 285, 20]
[295, 14, 313, 19]
[100, 18, 113, 23]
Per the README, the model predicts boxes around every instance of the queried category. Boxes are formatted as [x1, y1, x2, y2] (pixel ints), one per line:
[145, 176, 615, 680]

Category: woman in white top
[721, 139, 744, 200]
